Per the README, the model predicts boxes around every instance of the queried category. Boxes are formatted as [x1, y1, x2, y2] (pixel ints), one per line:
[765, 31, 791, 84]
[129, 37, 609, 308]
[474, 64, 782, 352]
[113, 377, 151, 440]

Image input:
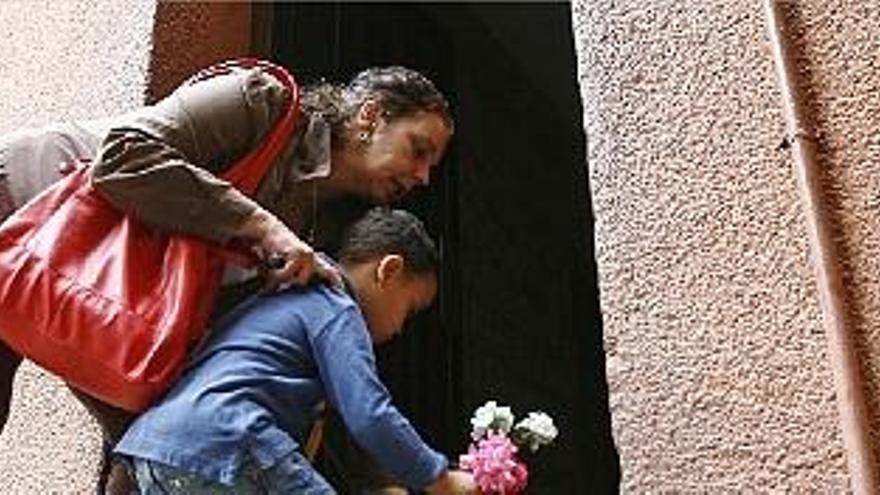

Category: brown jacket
[91, 65, 331, 245]
[0, 120, 106, 212]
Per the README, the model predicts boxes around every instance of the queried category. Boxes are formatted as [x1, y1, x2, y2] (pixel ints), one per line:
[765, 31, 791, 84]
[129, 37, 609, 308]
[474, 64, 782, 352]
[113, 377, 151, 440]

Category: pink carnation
[459, 433, 529, 494]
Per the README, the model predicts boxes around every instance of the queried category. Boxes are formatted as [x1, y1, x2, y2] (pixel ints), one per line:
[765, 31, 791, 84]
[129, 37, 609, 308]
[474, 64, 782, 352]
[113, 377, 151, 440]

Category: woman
[0, 61, 453, 492]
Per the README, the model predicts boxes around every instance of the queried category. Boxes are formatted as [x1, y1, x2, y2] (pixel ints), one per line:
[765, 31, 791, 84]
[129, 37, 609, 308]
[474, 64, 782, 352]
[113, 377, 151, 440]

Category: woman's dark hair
[300, 66, 453, 148]
[337, 207, 439, 275]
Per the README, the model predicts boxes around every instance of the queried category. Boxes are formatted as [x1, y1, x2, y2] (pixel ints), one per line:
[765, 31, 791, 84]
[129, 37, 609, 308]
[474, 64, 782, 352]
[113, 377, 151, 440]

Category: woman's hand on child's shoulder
[241, 207, 342, 290]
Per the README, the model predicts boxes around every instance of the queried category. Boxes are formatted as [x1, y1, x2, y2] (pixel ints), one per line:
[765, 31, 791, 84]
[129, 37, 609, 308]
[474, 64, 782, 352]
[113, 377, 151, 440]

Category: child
[114, 207, 475, 494]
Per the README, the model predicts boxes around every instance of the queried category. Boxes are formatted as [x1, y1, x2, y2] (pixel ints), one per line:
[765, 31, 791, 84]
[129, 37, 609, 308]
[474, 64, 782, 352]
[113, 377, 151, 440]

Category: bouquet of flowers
[459, 401, 558, 494]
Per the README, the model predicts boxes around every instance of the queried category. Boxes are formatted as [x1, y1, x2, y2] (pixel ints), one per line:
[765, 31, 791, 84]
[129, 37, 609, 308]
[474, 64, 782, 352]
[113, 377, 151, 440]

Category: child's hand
[426, 469, 477, 495]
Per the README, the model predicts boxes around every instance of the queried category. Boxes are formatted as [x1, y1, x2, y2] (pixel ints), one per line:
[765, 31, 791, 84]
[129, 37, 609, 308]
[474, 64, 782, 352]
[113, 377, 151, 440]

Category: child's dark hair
[337, 207, 439, 275]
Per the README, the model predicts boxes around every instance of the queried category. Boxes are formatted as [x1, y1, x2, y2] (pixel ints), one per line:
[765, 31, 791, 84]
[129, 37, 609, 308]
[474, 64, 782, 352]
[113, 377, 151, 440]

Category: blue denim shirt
[115, 284, 447, 489]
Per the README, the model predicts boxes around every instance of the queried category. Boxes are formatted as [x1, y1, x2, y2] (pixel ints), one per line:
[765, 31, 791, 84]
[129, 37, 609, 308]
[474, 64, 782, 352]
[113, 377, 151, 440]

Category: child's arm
[311, 308, 470, 492]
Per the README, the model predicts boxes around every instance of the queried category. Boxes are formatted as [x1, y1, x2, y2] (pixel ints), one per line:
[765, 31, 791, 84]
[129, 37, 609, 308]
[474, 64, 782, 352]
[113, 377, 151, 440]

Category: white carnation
[514, 411, 558, 452]
[470, 400, 515, 440]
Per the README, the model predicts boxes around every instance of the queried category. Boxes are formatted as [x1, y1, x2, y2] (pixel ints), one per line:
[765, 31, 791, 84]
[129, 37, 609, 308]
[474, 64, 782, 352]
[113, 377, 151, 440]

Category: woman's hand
[240, 208, 342, 291]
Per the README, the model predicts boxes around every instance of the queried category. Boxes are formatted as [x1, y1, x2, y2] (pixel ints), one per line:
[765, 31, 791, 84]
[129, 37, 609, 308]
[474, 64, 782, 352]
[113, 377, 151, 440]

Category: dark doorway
[272, 4, 620, 493]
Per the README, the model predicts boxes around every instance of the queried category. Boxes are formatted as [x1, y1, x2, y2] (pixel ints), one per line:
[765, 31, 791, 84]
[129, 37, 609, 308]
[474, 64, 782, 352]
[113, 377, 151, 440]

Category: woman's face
[352, 109, 452, 204]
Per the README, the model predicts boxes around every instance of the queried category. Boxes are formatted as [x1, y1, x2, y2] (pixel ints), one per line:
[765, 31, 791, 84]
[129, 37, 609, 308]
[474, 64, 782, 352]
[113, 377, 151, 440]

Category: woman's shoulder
[171, 65, 291, 115]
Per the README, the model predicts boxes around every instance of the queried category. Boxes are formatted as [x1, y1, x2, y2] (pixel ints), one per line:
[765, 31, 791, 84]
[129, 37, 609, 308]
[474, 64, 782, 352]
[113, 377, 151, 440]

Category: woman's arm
[91, 67, 288, 244]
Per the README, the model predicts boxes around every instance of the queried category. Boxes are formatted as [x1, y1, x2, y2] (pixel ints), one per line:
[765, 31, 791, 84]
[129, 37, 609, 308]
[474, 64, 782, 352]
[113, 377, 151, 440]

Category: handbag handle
[190, 58, 302, 196]
[189, 59, 303, 267]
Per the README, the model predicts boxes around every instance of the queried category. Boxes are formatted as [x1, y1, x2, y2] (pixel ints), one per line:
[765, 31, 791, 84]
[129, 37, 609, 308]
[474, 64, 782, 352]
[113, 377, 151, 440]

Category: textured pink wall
[787, 1, 880, 476]
[573, 0, 880, 491]
[0, 2, 153, 134]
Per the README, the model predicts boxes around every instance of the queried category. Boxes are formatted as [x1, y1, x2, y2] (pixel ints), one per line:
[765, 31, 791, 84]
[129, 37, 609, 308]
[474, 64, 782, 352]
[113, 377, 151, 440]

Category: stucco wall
[0, 1, 251, 492]
[791, 1, 880, 473]
[0, 2, 154, 135]
[573, 0, 880, 491]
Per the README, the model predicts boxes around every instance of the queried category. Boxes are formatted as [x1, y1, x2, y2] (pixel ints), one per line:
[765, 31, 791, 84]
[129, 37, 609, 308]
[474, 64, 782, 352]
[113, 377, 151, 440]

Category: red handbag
[0, 59, 300, 412]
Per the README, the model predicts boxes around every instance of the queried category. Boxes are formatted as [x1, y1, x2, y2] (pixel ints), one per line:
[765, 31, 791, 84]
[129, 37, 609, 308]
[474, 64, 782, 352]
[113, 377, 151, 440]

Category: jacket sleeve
[91, 67, 290, 244]
[311, 308, 449, 490]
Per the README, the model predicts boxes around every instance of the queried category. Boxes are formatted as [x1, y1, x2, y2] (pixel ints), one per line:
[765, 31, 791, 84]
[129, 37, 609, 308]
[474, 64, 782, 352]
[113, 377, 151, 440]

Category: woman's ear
[356, 98, 383, 131]
[375, 254, 405, 287]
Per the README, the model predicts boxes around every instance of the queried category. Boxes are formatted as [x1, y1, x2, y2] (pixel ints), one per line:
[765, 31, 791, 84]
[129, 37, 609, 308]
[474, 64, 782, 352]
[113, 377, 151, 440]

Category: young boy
[114, 207, 475, 494]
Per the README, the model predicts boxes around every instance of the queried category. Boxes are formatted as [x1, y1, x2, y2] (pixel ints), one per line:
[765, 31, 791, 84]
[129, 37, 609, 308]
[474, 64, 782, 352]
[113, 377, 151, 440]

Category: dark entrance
[271, 4, 619, 493]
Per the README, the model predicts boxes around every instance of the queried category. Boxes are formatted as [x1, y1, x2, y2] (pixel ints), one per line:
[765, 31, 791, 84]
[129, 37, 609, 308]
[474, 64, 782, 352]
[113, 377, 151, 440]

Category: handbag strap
[187, 58, 302, 196]
[184, 59, 302, 267]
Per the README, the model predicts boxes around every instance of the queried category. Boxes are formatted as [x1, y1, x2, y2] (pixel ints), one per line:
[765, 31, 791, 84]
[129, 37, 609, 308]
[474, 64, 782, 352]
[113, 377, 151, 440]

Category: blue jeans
[132, 452, 336, 494]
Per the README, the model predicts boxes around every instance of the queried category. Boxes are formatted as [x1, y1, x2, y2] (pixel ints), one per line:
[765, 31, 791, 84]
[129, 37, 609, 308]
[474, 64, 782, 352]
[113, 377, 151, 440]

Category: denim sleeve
[311, 308, 448, 489]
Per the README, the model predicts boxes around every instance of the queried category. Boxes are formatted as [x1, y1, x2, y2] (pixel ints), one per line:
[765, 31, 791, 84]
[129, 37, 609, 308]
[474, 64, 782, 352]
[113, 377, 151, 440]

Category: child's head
[337, 207, 439, 343]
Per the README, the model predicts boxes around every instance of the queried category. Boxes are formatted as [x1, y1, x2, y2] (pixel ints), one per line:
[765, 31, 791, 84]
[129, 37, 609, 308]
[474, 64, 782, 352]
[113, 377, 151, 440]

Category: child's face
[355, 255, 438, 344]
